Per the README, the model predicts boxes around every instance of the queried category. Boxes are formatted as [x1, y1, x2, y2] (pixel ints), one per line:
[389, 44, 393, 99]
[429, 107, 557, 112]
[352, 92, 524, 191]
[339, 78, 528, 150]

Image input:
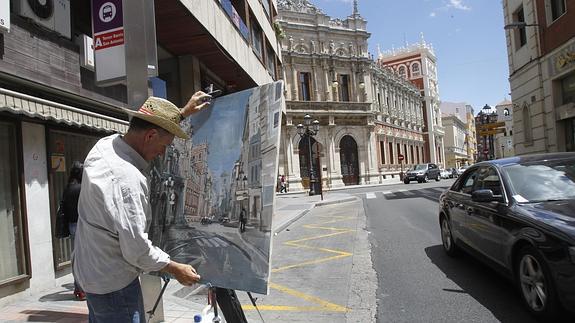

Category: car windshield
[413, 164, 427, 170]
[504, 158, 575, 203]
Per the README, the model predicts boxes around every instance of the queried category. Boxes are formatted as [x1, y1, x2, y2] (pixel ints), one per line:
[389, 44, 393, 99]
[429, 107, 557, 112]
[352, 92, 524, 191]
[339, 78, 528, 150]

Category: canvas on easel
[148, 81, 284, 294]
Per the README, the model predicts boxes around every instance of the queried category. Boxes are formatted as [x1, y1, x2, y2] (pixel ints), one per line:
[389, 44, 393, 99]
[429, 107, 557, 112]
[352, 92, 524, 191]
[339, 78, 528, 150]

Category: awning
[0, 88, 128, 133]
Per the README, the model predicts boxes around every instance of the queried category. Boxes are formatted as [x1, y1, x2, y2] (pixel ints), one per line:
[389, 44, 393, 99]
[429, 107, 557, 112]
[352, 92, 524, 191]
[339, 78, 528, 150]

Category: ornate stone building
[377, 36, 446, 167]
[277, 0, 424, 191]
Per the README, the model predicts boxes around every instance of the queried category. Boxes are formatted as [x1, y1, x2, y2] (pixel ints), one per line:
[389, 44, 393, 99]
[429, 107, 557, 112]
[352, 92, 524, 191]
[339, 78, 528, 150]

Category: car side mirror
[471, 189, 499, 202]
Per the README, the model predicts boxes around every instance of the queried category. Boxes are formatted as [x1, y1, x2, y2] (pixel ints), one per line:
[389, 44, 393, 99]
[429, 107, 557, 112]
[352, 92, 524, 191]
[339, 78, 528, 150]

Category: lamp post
[297, 114, 320, 196]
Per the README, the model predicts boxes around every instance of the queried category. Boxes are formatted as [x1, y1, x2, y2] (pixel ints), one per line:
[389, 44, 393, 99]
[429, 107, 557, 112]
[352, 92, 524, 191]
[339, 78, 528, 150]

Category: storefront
[0, 88, 127, 306]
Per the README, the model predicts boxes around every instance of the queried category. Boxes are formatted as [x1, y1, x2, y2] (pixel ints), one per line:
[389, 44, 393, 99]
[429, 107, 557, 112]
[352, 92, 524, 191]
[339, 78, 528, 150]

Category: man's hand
[162, 261, 201, 286]
[180, 91, 212, 118]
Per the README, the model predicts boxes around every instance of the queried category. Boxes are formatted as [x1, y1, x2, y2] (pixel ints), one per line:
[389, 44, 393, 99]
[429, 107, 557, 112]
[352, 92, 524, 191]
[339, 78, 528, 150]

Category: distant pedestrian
[63, 161, 85, 301]
[239, 208, 247, 233]
[280, 175, 287, 193]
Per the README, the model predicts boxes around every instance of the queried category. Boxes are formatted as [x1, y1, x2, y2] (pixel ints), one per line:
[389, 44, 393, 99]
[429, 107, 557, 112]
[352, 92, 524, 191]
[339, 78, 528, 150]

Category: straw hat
[124, 97, 189, 139]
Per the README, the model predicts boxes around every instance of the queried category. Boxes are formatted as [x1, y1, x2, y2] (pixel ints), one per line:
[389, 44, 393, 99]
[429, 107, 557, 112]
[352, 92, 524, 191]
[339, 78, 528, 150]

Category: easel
[147, 276, 254, 323]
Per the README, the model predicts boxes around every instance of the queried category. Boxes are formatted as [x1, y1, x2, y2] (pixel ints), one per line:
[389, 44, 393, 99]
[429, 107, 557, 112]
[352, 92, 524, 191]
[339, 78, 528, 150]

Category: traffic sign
[398, 154, 404, 161]
[479, 128, 505, 136]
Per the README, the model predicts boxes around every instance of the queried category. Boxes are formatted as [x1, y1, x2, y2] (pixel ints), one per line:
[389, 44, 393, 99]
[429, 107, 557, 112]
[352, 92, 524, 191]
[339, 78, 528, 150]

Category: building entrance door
[340, 135, 359, 186]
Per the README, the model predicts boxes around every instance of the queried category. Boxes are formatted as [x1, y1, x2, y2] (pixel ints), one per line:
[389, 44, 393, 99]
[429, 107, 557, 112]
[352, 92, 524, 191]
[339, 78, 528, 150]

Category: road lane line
[366, 192, 377, 199]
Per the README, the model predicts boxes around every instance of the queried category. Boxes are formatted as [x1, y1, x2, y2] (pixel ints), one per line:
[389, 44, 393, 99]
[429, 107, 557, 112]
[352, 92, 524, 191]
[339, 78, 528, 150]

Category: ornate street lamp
[297, 114, 320, 196]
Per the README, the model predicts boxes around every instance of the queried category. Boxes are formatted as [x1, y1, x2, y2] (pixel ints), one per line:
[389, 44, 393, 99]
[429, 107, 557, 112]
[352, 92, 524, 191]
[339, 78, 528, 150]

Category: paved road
[344, 180, 538, 323]
[238, 198, 376, 322]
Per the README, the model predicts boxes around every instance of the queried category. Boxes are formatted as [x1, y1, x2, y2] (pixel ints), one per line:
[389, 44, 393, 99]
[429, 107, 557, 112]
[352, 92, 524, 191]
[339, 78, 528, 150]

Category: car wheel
[516, 245, 562, 321]
[424, 175, 428, 183]
[435, 175, 440, 181]
[440, 215, 460, 257]
[404, 179, 410, 184]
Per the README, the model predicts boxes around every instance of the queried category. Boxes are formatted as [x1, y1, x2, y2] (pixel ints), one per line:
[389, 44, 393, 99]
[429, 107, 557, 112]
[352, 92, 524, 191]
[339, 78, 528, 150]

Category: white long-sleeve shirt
[73, 134, 169, 294]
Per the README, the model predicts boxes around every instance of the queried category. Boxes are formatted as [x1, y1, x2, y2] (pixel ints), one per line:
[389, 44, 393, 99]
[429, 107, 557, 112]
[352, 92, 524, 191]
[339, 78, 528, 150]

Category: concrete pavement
[0, 191, 359, 323]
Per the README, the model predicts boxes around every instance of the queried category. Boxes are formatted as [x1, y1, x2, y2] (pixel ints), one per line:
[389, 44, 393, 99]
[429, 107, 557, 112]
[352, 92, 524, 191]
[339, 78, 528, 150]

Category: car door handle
[466, 207, 473, 215]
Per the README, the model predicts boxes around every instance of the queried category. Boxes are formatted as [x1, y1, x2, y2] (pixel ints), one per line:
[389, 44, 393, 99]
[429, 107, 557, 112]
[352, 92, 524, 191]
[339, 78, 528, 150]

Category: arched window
[504, 108, 510, 116]
[523, 105, 533, 143]
[411, 62, 421, 77]
[398, 66, 407, 78]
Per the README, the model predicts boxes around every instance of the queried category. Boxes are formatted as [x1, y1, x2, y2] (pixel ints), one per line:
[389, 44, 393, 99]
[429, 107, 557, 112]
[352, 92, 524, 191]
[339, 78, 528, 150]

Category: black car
[404, 163, 440, 184]
[438, 153, 575, 321]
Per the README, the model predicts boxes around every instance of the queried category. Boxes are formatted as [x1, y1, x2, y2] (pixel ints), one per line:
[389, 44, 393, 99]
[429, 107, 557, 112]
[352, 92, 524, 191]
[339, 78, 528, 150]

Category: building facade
[440, 101, 476, 167]
[377, 36, 446, 167]
[0, 0, 281, 308]
[503, 0, 575, 154]
[276, 0, 423, 191]
[465, 104, 477, 163]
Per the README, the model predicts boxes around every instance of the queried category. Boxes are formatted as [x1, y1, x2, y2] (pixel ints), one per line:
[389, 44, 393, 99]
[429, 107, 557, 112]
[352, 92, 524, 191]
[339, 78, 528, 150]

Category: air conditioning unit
[15, 0, 71, 39]
[78, 34, 94, 71]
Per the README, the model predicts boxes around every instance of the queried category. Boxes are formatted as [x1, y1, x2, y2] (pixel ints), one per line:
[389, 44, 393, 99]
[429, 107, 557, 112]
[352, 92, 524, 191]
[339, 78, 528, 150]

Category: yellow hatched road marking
[242, 283, 348, 312]
[252, 213, 355, 312]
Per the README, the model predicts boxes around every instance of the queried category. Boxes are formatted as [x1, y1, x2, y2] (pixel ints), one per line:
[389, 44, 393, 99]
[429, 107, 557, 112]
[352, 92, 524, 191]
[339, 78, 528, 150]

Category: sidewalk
[0, 192, 357, 322]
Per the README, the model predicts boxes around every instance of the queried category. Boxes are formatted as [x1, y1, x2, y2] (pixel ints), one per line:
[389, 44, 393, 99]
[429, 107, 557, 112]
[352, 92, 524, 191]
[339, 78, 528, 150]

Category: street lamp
[297, 114, 320, 196]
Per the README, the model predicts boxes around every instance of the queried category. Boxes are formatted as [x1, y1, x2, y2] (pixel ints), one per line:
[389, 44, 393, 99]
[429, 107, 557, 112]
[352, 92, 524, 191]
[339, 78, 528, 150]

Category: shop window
[0, 121, 28, 284]
[49, 129, 101, 269]
[561, 73, 575, 105]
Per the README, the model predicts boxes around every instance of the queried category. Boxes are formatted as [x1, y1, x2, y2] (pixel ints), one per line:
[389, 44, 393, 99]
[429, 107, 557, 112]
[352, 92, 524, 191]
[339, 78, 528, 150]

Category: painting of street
[148, 81, 284, 294]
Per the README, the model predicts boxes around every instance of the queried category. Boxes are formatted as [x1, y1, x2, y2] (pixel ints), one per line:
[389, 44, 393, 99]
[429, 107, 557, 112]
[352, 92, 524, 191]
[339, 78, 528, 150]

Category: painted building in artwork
[377, 35, 446, 167]
[502, 0, 575, 154]
[277, 0, 424, 191]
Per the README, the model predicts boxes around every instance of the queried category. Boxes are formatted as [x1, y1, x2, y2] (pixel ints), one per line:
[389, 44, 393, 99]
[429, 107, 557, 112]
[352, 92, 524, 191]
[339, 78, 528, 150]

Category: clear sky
[309, 0, 511, 111]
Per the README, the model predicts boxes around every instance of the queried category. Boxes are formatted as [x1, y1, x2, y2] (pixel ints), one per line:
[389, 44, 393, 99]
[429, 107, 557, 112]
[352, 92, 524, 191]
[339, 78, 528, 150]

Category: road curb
[273, 209, 310, 234]
[273, 196, 358, 234]
[314, 196, 358, 207]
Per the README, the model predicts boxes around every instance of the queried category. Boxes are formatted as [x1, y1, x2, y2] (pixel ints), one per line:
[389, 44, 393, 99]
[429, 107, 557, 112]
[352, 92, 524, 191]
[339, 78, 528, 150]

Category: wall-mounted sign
[92, 0, 126, 85]
[0, 0, 10, 32]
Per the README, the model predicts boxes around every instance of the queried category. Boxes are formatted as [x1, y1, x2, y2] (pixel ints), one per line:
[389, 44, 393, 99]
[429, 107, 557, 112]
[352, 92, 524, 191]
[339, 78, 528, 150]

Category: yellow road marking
[242, 283, 348, 312]
[255, 212, 356, 312]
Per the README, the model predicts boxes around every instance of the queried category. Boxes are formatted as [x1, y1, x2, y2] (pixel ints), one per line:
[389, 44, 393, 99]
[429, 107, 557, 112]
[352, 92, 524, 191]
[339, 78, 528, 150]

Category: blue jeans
[86, 278, 146, 323]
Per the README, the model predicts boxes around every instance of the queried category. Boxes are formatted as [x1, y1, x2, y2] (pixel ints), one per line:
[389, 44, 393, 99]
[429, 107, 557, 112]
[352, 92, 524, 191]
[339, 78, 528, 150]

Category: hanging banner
[92, 0, 126, 85]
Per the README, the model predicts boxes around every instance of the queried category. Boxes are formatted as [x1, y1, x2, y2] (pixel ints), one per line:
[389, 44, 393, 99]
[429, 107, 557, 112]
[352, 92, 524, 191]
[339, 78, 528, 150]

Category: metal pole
[307, 132, 315, 196]
[124, 0, 150, 109]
